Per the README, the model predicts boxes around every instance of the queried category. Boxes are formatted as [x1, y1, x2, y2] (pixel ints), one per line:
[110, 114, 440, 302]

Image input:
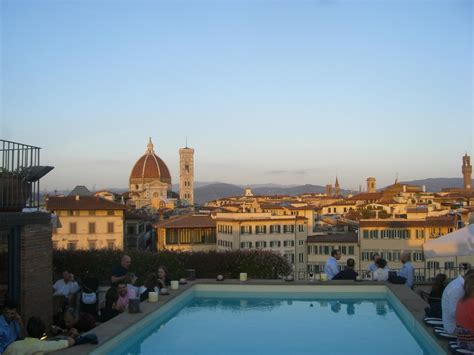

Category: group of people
[0, 254, 173, 354]
[426, 269, 474, 351]
[100, 255, 171, 322]
[323, 250, 415, 288]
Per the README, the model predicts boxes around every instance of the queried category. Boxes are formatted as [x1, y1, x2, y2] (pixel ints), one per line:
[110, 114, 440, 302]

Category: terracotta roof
[327, 201, 356, 206]
[46, 196, 127, 211]
[307, 232, 358, 243]
[154, 214, 216, 229]
[348, 192, 383, 201]
[359, 216, 455, 228]
[406, 207, 429, 213]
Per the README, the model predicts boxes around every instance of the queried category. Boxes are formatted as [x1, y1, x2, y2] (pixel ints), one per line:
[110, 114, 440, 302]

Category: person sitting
[79, 272, 100, 319]
[116, 282, 132, 311]
[139, 273, 159, 301]
[333, 258, 359, 280]
[111, 255, 132, 285]
[422, 273, 447, 318]
[62, 308, 96, 337]
[367, 253, 381, 273]
[53, 271, 79, 312]
[4, 316, 74, 354]
[157, 266, 171, 290]
[99, 288, 122, 323]
[324, 250, 341, 280]
[398, 252, 415, 288]
[442, 269, 474, 334]
[455, 274, 474, 352]
[53, 271, 79, 299]
[0, 301, 24, 353]
[372, 259, 389, 281]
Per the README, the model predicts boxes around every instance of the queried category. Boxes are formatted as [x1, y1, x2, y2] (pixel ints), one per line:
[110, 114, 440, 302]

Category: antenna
[185, 136, 188, 148]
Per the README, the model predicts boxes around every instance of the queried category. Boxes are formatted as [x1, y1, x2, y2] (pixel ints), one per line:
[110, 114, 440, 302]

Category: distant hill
[194, 183, 245, 204]
[398, 178, 473, 192]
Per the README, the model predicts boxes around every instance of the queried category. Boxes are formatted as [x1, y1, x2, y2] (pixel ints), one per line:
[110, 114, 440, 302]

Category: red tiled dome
[129, 139, 171, 184]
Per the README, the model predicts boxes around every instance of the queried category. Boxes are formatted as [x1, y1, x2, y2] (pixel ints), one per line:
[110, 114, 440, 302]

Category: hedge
[53, 249, 292, 284]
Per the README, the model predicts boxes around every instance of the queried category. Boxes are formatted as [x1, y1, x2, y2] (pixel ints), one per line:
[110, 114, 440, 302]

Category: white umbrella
[423, 224, 474, 258]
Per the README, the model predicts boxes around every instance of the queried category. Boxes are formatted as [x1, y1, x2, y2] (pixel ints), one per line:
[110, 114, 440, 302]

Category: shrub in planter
[53, 249, 291, 283]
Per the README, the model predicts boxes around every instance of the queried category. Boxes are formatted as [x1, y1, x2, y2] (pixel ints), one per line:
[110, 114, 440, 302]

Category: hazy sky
[1, 0, 472, 191]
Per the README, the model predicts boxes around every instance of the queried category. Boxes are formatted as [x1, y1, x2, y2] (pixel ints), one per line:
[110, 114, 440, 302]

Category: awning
[423, 224, 474, 258]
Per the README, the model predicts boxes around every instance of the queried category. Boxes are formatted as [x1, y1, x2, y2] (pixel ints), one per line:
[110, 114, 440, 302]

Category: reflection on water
[116, 297, 430, 355]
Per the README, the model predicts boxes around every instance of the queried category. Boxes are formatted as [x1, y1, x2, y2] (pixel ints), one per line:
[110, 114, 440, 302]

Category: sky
[1, 0, 472, 191]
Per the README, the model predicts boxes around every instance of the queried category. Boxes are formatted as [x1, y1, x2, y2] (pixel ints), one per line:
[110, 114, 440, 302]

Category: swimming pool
[93, 284, 444, 355]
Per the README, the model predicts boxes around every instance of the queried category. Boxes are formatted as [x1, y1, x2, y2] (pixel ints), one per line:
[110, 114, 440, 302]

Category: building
[367, 177, 376, 193]
[129, 138, 173, 209]
[124, 210, 154, 250]
[155, 214, 216, 252]
[1, 139, 54, 325]
[359, 216, 457, 271]
[215, 212, 308, 273]
[46, 195, 127, 250]
[463, 153, 472, 190]
[307, 232, 359, 274]
[179, 145, 195, 205]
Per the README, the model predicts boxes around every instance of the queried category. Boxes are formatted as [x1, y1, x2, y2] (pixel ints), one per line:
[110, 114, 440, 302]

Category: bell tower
[462, 153, 472, 190]
[367, 177, 376, 193]
[179, 142, 195, 205]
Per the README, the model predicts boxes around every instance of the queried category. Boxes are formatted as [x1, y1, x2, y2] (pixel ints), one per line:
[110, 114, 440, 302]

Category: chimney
[75, 195, 80, 201]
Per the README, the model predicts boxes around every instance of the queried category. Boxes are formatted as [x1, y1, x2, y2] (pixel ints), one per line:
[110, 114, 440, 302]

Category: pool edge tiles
[385, 287, 446, 355]
[90, 287, 196, 355]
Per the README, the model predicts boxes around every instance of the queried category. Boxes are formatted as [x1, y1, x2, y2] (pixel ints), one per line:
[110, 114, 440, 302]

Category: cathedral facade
[129, 138, 173, 209]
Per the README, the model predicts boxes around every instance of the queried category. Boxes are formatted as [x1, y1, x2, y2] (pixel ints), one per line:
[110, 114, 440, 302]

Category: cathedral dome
[129, 138, 171, 184]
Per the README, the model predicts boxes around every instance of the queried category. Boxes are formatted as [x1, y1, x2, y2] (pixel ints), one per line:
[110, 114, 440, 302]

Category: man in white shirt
[324, 249, 341, 280]
[53, 271, 79, 299]
[441, 269, 474, 334]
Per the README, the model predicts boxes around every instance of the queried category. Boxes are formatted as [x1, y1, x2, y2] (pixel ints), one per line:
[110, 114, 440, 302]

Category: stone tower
[179, 145, 195, 205]
[367, 177, 376, 193]
[462, 153, 472, 190]
[334, 177, 340, 196]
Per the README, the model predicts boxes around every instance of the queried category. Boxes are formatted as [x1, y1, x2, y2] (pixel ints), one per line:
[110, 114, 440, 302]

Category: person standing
[455, 274, 474, 352]
[324, 249, 341, 280]
[398, 252, 415, 288]
[0, 301, 23, 353]
[111, 255, 132, 285]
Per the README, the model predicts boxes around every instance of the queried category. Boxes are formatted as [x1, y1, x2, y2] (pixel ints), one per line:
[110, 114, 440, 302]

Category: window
[341, 246, 347, 255]
[427, 261, 439, 269]
[107, 210, 114, 216]
[270, 225, 281, 233]
[240, 242, 252, 248]
[88, 241, 97, 250]
[256, 241, 267, 248]
[348, 246, 354, 255]
[298, 253, 304, 263]
[298, 224, 305, 232]
[256, 225, 267, 234]
[363, 230, 369, 239]
[89, 211, 96, 216]
[298, 240, 304, 246]
[444, 262, 454, 270]
[107, 240, 115, 250]
[324, 246, 330, 255]
[107, 222, 114, 233]
[413, 251, 424, 262]
[68, 210, 74, 216]
[88, 222, 96, 234]
[69, 223, 77, 234]
[67, 242, 77, 251]
[270, 241, 281, 248]
[185, 164, 189, 173]
[283, 240, 295, 247]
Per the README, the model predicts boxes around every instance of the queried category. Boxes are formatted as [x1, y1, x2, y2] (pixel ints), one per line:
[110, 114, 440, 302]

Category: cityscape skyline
[1, 0, 472, 190]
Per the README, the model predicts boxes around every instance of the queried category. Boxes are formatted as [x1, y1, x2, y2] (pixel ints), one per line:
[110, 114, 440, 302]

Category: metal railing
[0, 139, 52, 212]
[292, 267, 469, 282]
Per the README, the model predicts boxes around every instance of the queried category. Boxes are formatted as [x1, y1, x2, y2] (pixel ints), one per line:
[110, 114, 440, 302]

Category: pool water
[107, 291, 438, 355]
